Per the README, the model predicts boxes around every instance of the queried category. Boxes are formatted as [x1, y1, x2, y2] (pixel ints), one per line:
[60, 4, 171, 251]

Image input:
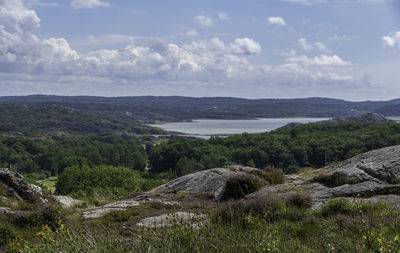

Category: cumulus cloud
[382, 32, 400, 49]
[183, 37, 261, 55]
[298, 38, 332, 53]
[287, 54, 352, 66]
[0, 0, 358, 94]
[268, 16, 286, 26]
[195, 15, 213, 27]
[71, 0, 109, 9]
[315, 42, 331, 53]
[217, 12, 230, 21]
[298, 38, 313, 51]
[186, 30, 198, 37]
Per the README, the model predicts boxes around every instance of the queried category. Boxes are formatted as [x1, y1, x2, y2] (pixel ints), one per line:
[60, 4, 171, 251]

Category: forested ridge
[1, 95, 400, 136]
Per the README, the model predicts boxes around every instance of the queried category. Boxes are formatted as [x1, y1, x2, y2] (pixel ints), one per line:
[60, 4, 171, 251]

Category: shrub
[317, 199, 355, 217]
[285, 193, 312, 209]
[313, 173, 362, 188]
[222, 173, 266, 200]
[56, 165, 144, 196]
[12, 205, 62, 230]
[0, 224, 15, 246]
[214, 197, 281, 226]
[250, 166, 285, 185]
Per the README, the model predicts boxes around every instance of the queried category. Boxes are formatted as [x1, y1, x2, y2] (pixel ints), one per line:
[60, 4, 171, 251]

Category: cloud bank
[0, 0, 358, 95]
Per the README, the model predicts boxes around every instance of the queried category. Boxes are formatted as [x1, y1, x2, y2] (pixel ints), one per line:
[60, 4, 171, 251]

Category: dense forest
[2, 121, 400, 197]
[148, 122, 400, 175]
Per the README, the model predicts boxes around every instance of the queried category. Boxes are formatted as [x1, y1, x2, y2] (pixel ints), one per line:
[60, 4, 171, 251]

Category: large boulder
[153, 165, 259, 201]
[0, 168, 47, 204]
[250, 145, 400, 209]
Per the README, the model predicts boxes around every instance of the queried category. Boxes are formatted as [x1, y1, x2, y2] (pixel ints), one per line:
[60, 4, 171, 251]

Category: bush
[56, 165, 144, 196]
[0, 224, 15, 246]
[214, 197, 281, 226]
[250, 167, 285, 185]
[0, 184, 7, 197]
[317, 199, 355, 217]
[12, 205, 62, 230]
[285, 193, 312, 209]
[222, 173, 266, 200]
[313, 173, 362, 188]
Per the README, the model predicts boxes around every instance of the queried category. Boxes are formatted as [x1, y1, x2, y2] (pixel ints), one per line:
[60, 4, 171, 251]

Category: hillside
[1, 95, 400, 135]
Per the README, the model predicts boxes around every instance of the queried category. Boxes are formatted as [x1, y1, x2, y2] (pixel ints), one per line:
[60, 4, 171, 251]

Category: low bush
[0, 184, 7, 197]
[317, 199, 355, 217]
[0, 224, 16, 246]
[56, 165, 144, 197]
[285, 193, 312, 209]
[12, 205, 62, 230]
[313, 173, 362, 188]
[221, 173, 266, 200]
[250, 166, 285, 185]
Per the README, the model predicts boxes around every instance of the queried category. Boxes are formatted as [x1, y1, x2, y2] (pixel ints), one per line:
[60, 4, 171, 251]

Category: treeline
[148, 122, 400, 175]
[0, 134, 146, 175]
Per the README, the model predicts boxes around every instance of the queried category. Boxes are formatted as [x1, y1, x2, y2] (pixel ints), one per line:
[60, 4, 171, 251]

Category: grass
[37, 177, 58, 194]
[2, 187, 400, 253]
[5, 198, 400, 253]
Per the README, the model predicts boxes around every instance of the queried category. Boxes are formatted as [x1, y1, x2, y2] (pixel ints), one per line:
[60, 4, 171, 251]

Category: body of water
[149, 118, 330, 136]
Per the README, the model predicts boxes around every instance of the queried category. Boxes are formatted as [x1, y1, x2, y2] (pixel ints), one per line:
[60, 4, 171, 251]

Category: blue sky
[0, 0, 399, 100]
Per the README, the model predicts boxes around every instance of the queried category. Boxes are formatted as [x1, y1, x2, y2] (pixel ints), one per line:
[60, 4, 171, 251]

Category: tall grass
[5, 198, 400, 253]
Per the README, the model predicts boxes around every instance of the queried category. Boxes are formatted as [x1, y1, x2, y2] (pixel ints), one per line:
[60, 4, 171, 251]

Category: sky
[0, 0, 399, 100]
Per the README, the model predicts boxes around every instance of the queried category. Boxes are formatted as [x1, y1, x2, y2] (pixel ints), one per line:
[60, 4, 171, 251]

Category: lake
[149, 118, 330, 137]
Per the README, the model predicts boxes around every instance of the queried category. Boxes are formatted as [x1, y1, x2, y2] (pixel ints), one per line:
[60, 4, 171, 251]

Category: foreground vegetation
[2, 196, 400, 252]
[2, 118, 400, 251]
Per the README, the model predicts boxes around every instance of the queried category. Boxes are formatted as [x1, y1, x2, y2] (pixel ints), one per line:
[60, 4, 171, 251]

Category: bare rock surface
[250, 145, 400, 209]
[154, 165, 259, 201]
[81, 195, 180, 219]
[0, 168, 47, 203]
[51, 195, 84, 208]
[136, 212, 206, 228]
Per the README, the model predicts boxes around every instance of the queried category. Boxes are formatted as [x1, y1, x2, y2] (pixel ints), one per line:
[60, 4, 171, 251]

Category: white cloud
[268, 16, 286, 26]
[71, 0, 109, 9]
[0, 0, 359, 95]
[287, 54, 352, 66]
[298, 38, 313, 50]
[217, 12, 230, 21]
[298, 38, 332, 53]
[382, 32, 400, 49]
[195, 15, 214, 27]
[315, 42, 331, 53]
[186, 30, 198, 37]
[183, 37, 261, 55]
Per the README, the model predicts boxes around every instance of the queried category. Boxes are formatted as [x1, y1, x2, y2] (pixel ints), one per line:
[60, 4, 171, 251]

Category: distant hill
[0, 95, 399, 135]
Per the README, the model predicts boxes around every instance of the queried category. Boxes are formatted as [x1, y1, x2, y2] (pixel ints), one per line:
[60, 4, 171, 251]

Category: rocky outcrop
[136, 212, 206, 228]
[50, 195, 84, 208]
[250, 145, 400, 209]
[82, 195, 180, 219]
[153, 165, 259, 201]
[0, 168, 47, 204]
